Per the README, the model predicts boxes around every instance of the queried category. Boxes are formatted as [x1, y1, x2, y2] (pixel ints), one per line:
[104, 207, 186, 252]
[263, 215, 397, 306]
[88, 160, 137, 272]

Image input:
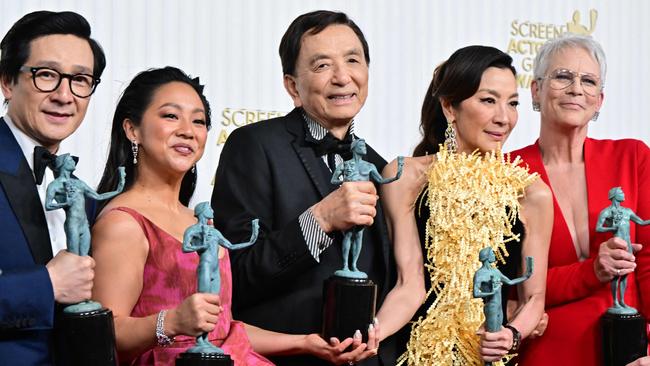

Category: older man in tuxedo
[212, 10, 398, 366]
[0, 11, 105, 365]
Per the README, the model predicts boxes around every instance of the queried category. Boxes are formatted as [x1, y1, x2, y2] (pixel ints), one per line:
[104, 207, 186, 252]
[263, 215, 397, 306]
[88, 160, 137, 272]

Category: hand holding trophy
[45, 154, 125, 365]
[595, 187, 649, 366]
[473, 247, 533, 366]
[322, 139, 403, 345]
[176, 202, 258, 366]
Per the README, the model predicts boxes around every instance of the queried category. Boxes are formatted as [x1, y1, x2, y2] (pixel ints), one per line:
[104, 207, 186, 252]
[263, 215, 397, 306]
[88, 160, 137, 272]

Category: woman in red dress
[510, 34, 650, 365]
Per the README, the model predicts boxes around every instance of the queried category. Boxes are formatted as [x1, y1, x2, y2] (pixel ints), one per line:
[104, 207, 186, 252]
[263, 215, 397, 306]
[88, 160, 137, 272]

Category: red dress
[112, 207, 274, 366]
[510, 138, 650, 365]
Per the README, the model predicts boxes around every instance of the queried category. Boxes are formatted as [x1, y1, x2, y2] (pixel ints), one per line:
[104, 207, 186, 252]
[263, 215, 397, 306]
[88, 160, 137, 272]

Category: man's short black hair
[279, 10, 369, 76]
[0, 10, 106, 85]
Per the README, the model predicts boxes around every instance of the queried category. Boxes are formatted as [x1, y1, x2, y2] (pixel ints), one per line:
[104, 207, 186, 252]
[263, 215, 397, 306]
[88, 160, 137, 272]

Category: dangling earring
[444, 119, 457, 153]
[591, 111, 600, 121]
[532, 102, 541, 112]
[191, 164, 196, 174]
[131, 140, 139, 164]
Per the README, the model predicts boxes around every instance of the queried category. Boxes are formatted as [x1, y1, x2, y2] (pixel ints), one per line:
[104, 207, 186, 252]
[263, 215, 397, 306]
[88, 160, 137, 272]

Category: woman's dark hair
[96, 66, 212, 212]
[279, 10, 369, 76]
[413, 46, 516, 157]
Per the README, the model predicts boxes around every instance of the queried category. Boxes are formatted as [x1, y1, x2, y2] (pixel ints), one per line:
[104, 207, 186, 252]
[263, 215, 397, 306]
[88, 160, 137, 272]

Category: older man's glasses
[540, 68, 601, 97]
[19, 66, 100, 98]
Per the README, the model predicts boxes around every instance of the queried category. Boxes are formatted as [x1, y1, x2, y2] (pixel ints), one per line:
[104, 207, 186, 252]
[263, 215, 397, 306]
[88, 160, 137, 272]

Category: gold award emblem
[506, 9, 598, 89]
[567, 9, 598, 36]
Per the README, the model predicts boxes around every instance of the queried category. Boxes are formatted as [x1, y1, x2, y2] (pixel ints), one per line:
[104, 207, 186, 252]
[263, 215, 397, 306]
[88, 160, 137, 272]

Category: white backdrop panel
[1, 0, 648, 204]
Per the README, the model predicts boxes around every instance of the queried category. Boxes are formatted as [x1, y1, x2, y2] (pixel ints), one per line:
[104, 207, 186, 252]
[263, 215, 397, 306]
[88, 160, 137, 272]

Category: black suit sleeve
[211, 126, 317, 306]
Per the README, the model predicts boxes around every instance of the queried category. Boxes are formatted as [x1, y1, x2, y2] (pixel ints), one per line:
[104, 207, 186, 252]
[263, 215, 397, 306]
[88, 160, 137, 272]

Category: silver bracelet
[155, 310, 174, 347]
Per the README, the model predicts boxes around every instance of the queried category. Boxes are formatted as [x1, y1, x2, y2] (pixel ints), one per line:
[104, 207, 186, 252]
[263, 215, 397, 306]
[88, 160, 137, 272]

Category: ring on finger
[348, 361, 355, 366]
[616, 269, 621, 276]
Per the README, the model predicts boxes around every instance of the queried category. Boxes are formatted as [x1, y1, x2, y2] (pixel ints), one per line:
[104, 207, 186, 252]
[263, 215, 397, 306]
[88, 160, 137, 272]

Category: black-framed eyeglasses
[537, 68, 602, 97]
[19, 66, 100, 98]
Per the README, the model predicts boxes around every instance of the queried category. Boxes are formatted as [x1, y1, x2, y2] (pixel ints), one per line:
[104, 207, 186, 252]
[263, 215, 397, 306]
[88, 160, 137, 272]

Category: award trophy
[322, 139, 403, 343]
[472, 247, 533, 366]
[45, 154, 125, 366]
[595, 187, 649, 366]
[176, 202, 258, 366]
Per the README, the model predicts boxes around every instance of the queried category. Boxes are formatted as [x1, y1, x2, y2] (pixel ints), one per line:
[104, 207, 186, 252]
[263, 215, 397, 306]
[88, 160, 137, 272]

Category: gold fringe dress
[399, 148, 537, 366]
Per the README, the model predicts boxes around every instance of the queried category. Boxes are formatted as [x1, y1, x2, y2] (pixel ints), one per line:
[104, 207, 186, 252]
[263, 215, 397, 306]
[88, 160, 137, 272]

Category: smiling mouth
[44, 111, 72, 117]
[43, 111, 73, 123]
[173, 145, 194, 155]
[328, 93, 356, 103]
[485, 131, 506, 139]
[560, 102, 584, 109]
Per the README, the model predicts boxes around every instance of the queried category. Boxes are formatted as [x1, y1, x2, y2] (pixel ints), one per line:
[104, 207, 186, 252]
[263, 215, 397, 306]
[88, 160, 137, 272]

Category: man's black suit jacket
[211, 108, 397, 365]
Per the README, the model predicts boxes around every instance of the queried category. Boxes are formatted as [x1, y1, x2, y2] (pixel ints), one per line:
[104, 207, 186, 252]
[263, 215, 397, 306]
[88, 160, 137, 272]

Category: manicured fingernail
[368, 324, 374, 332]
[354, 330, 361, 339]
[373, 317, 379, 326]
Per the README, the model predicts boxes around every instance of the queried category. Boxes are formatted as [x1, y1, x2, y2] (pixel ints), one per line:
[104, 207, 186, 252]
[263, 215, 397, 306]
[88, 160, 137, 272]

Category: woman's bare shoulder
[525, 177, 552, 205]
[93, 194, 145, 241]
[382, 155, 433, 177]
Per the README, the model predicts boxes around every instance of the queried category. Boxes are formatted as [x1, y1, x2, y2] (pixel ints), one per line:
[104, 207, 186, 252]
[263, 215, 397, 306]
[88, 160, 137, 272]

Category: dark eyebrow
[478, 88, 519, 99]
[344, 48, 363, 57]
[308, 53, 331, 65]
[159, 103, 205, 115]
[31, 60, 93, 75]
[308, 47, 363, 65]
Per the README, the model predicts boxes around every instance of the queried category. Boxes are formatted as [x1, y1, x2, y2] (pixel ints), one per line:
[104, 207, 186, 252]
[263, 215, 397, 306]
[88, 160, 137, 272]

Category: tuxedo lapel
[0, 118, 53, 264]
[365, 148, 389, 274]
[286, 110, 335, 199]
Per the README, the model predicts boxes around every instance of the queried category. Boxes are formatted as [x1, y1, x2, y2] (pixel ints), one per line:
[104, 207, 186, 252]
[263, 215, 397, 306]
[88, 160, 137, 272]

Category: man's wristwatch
[504, 324, 521, 353]
[156, 310, 175, 347]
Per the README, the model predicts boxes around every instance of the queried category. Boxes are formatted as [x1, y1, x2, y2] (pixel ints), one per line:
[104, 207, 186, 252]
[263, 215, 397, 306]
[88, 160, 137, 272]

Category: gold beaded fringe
[398, 146, 537, 366]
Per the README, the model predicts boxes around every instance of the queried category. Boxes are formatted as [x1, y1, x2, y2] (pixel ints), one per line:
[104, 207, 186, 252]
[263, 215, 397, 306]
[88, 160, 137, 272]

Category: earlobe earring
[591, 111, 599, 121]
[191, 164, 196, 174]
[444, 119, 458, 153]
[532, 102, 541, 112]
[131, 140, 139, 164]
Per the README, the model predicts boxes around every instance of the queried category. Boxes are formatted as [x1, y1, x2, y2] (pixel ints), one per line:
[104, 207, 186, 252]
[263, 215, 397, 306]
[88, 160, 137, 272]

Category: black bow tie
[308, 133, 354, 160]
[33, 146, 57, 185]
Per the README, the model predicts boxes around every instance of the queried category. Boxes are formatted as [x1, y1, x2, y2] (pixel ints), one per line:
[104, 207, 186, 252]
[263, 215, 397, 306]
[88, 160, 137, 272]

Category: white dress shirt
[297, 113, 356, 262]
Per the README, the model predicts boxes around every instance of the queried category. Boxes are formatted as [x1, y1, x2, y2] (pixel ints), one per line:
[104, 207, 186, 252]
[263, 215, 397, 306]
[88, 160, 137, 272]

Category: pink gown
[112, 207, 274, 366]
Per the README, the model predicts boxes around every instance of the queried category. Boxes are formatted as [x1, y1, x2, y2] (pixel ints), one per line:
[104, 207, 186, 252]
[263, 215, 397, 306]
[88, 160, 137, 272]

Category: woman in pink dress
[91, 67, 376, 365]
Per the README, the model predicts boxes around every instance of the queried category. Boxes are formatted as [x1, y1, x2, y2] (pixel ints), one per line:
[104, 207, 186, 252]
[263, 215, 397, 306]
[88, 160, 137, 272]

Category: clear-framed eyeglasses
[19, 66, 100, 98]
[538, 68, 602, 97]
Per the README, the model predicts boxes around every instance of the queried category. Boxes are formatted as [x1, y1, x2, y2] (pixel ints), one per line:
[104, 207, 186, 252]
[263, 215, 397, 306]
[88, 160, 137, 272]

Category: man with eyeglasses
[0, 11, 105, 365]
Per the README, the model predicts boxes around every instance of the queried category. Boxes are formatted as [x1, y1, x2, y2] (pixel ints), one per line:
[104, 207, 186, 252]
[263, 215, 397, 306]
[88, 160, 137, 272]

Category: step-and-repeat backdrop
[2, 0, 648, 204]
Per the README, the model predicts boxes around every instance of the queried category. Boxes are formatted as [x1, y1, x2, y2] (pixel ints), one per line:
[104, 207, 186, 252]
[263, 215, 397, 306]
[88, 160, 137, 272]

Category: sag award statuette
[176, 202, 258, 366]
[596, 187, 649, 366]
[473, 247, 533, 366]
[45, 154, 125, 366]
[322, 139, 403, 343]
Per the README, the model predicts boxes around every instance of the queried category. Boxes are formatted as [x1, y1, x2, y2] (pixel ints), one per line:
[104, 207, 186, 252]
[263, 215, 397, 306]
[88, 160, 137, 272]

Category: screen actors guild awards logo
[567, 9, 598, 35]
[216, 107, 287, 145]
[507, 9, 598, 88]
